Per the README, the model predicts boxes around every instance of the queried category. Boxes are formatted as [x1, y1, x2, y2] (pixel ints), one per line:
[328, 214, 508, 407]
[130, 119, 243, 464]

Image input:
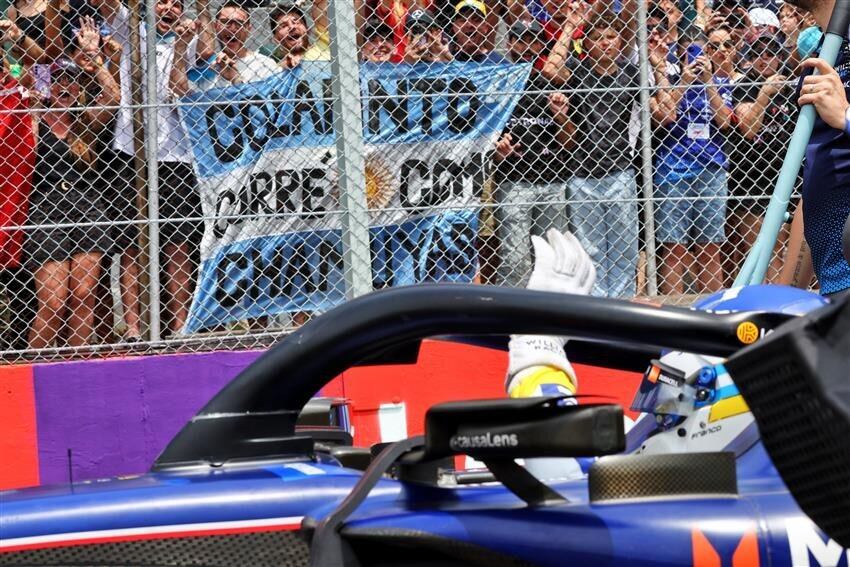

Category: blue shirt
[799, 41, 850, 294]
[655, 76, 734, 184]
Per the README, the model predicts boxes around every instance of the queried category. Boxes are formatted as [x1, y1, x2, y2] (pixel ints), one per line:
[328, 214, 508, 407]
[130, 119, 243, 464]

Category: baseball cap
[748, 7, 780, 28]
[748, 29, 784, 56]
[405, 9, 437, 33]
[454, 0, 487, 16]
[364, 17, 394, 39]
[508, 19, 544, 40]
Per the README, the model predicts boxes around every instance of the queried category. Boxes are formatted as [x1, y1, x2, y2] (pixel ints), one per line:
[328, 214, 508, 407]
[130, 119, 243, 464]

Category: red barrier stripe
[0, 364, 39, 490]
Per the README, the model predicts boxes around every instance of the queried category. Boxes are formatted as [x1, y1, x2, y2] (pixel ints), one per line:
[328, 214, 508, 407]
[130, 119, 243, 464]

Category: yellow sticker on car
[736, 322, 759, 345]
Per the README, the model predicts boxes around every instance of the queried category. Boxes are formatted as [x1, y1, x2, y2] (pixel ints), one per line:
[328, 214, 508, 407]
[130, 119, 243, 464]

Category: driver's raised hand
[527, 229, 596, 296]
[506, 229, 595, 392]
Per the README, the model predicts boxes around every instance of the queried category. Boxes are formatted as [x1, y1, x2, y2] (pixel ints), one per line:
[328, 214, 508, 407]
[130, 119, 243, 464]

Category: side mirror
[424, 397, 625, 461]
[418, 397, 625, 507]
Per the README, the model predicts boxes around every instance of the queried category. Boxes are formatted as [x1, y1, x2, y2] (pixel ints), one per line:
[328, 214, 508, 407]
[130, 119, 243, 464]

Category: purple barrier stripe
[34, 351, 263, 486]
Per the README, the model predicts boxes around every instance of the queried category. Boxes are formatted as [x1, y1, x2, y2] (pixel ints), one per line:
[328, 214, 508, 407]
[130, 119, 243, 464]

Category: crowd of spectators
[0, 0, 819, 351]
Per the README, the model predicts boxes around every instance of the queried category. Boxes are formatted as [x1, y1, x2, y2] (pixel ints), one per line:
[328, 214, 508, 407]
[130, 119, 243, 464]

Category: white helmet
[631, 285, 828, 456]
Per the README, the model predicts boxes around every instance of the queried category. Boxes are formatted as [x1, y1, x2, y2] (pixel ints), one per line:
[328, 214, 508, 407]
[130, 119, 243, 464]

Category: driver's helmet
[631, 285, 827, 455]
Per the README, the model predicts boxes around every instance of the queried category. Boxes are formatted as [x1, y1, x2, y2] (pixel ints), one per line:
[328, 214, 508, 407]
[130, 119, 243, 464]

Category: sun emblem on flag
[364, 155, 394, 210]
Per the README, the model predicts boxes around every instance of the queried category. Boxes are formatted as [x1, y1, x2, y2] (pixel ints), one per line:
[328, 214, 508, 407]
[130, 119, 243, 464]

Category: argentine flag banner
[180, 61, 530, 333]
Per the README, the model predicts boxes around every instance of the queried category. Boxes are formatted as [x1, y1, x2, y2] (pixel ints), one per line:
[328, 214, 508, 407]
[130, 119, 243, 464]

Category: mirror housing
[424, 397, 625, 461]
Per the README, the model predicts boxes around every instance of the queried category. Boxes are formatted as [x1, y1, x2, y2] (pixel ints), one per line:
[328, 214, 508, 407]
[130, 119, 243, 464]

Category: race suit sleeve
[505, 334, 577, 398]
[507, 365, 576, 399]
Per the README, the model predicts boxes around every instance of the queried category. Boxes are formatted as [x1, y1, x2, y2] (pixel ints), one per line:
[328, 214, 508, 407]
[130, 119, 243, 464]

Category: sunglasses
[706, 40, 735, 51]
[217, 18, 249, 27]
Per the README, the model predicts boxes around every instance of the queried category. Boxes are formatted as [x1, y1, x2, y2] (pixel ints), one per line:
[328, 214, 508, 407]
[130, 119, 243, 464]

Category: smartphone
[686, 43, 703, 64]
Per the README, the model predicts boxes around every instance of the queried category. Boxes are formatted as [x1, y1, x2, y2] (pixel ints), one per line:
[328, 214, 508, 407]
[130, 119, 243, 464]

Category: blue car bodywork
[1, 285, 847, 566]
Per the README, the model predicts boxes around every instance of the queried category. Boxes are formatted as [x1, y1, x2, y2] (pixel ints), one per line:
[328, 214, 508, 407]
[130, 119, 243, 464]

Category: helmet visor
[630, 359, 695, 417]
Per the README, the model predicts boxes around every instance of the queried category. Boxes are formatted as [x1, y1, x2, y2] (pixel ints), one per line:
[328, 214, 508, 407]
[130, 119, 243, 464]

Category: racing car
[2, 282, 849, 567]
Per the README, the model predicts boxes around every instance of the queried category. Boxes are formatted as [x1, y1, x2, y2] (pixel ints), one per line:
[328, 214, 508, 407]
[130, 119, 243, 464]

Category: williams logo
[450, 432, 518, 451]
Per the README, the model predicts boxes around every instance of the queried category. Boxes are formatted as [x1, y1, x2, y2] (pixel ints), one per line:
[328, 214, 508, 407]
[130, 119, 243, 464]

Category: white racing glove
[526, 228, 596, 296]
[506, 229, 596, 394]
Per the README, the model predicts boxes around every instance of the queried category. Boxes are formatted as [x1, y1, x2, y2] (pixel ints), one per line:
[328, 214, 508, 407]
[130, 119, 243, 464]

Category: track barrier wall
[0, 341, 641, 490]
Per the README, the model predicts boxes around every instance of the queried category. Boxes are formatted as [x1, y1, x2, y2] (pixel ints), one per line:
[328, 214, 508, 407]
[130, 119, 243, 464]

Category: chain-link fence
[0, 0, 817, 361]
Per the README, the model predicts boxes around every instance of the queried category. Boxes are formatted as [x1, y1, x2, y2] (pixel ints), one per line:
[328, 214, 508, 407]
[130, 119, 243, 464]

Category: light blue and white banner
[180, 61, 530, 333]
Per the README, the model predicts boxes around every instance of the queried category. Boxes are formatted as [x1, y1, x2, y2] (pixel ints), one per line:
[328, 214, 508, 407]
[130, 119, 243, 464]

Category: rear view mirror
[424, 397, 625, 460]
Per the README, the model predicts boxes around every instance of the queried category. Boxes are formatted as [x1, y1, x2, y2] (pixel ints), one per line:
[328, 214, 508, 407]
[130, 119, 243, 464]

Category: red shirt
[0, 79, 34, 269]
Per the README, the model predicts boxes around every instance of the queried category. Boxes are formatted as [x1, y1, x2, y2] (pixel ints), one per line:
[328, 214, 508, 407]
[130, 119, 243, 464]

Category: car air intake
[725, 294, 850, 548]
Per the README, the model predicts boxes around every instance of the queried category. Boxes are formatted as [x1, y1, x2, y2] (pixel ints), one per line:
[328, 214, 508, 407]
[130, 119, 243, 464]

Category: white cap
[748, 7, 781, 29]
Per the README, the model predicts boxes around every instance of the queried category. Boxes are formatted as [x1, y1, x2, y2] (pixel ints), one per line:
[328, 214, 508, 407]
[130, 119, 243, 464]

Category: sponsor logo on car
[786, 518, 850, 566]
[450, 432, 519, 451]
[691, 527, 759, 567]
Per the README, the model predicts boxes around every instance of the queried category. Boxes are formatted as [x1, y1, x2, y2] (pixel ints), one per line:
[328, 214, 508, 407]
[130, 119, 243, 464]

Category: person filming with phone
[654, 26, 741, 295]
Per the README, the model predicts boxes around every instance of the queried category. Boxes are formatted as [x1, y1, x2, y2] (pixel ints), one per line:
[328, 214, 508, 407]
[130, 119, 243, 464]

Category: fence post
[636, 0, 659, 297]
[327, 0, 372, 299]
[128, 0, 151, 340]
[144, 0, 162, 342]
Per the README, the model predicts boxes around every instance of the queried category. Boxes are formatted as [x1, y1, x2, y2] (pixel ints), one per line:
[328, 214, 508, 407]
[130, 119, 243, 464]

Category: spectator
[108, 0, 210, 337]
[3, 0, 89, 64]
[779, 3, 816, 70]
[434, 0, 526, 32]
[450, 0, 505, 63]
[403, 9, 452, 63]
[539, 0, 589, 42]
[541, 0, 632, 84]
[565, 9, 666, 298]
[654, 26, 740, 295]
[492, 19, 571, 286]
[708, 0, 750, 59]
[5, 0, 149, 344]
[656, 0, 683, 42]
[184, 3, 278, 89]
[69, 17, 125, 343]
[359, 0, 431, 63]
[747, 6, 780, 35]
[646, 10, 678, 69]
[360, 17, 395, 62]
[0, 56, 35, 351]
[60, 0, 208, 343]
[26, 49, 119, 348]
[727, 30, 793, 282]
[260, 0, 329, 69]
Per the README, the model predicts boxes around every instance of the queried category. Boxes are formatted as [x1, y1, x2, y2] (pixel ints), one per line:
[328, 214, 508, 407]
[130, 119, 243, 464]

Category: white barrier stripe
[0, 516, 303, 550]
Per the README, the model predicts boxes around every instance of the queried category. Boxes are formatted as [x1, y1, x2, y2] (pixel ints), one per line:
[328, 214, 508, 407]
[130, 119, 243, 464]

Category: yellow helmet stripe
[708, 394, 750, 423]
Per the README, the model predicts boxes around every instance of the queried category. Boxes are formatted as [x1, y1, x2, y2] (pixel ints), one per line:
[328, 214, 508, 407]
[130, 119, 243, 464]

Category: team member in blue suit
[787, 0, 850, 296]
